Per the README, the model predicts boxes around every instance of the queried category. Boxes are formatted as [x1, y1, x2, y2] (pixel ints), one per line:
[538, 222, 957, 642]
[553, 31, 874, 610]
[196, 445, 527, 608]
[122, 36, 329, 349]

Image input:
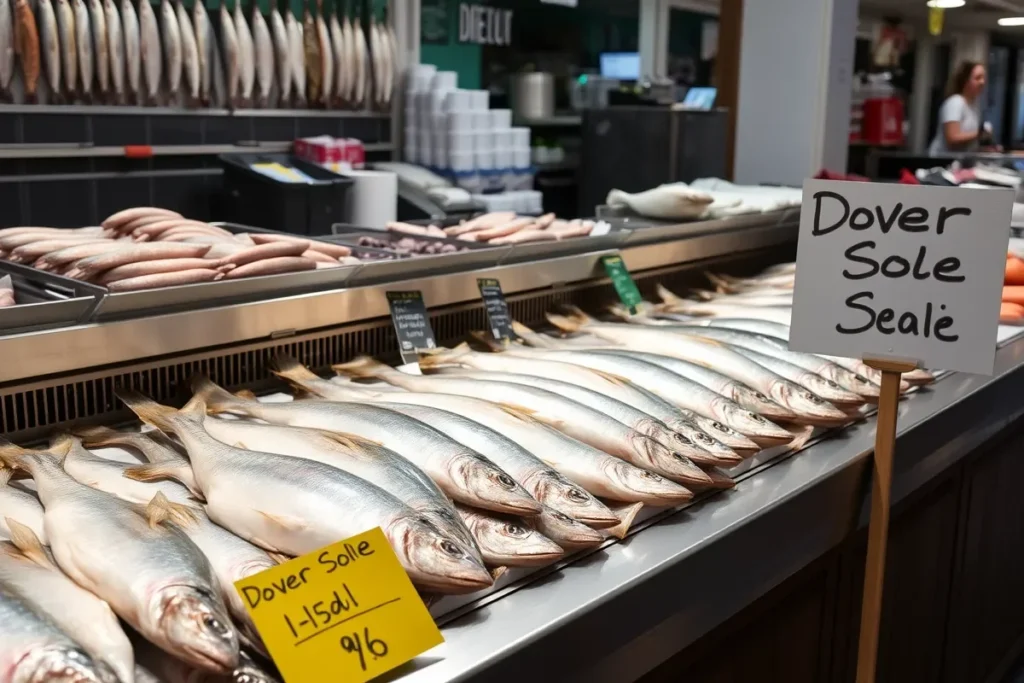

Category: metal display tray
[0, 261, 105, 335]
[615, 207, 800, 245]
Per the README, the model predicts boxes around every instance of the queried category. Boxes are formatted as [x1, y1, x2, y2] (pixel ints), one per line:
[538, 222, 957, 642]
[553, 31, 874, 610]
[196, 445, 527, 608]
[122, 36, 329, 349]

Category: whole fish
[190, 376, 541, 517]
[185, 414, 483, 563]
[0, 468, 46, 543]
[0, 0, 13, 100]
[269, 3, 289, 104]
[383, 18, 397, 107]
[87, 0, 108, 99]
[250, 3, 272, 106]
[74, 425, 198, 496]
[0, 526, 134, 683]
[314, 0, 330, 106]
[233, 0, 253, 106]
[368, 13, 381, 105]
[176, 0, 198, 103]
[0, 583, 120, 683]
[206, 4, 225, 106]
[103, 0, 124, 102]
[159, 0, 180, 96]
[486, 344, 793, 448]
[605, 185, 713, 220]
[336, 357, 711, 486]
[725, 346, 864, 407]
[14, 0, 40, 101]
[120, 0, 139, 102]
[218, 0, 238, 107]
[703, 272, 795, 293]
[117, 391, 493, 595]
[0, 438, 240, 674]
[455, 505, 563, 568]
[338, 0, 352, 102]
[138, 0, 160, 103]
[350, 1, 366, 105]
[38, 0, 61, 101]
[326, 0, 341, 104]
[659, 299, 794, 326]
[301, 0, 318, 104]
[268, 359, 621, 528]
[286, 6, 303, 104]
[547, 312, 848, 426]
[191, 0, 210, 104]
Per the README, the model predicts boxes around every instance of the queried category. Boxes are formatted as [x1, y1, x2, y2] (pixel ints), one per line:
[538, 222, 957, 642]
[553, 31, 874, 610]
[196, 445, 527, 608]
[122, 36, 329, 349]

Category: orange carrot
[1001, 301, 1024, 323]
[1006, 256, 1024, 285]
[1004, 286, 1024, 305]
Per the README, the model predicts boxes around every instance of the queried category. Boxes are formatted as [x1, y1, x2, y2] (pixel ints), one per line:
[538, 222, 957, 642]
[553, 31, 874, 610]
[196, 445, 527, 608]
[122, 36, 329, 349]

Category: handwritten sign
[477, 278, 518, 342]
[789, 180, 1012, 375]
[601, 254, 644, 314]
[387, 291, 437, 365]
[235, 528, 443, 683]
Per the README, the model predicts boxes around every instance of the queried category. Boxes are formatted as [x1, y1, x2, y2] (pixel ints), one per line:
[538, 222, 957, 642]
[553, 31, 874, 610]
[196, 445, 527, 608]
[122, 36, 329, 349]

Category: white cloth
[928, 95, 981, 155]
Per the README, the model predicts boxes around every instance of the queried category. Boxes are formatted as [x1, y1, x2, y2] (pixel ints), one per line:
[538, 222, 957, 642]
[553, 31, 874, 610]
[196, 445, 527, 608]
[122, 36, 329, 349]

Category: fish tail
[116, 388, 181, 432]
[0, 468, 11, 486]
[656, 283, 685, 305]
[142, 490, 199, 528]
[47, 434, 83, 464]
[269, 352, 321, 387]
[332, 355, 391, 380]
[606, 302, 634, 321]
[190, 374, 249, 415]
[72, 424, 134, 448]
[468, 330, 506, 352]
[704, 272, 734, 293]
[511, 320, 537, 338]
[689, 288, 718, 301]
[5, 518, 55, 568]
[416, 342, 472, 370]
[545, 311, 585, 334]
[0, 437, 31, 471]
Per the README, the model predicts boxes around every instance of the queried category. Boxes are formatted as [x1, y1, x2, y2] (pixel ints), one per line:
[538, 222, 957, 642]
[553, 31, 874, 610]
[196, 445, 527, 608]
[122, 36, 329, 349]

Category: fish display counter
[0, 204, 1022, 682]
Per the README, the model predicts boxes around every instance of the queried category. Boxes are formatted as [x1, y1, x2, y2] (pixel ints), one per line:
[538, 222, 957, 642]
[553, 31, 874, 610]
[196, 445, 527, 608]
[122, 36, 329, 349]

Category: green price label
[601, 254, 643, 314]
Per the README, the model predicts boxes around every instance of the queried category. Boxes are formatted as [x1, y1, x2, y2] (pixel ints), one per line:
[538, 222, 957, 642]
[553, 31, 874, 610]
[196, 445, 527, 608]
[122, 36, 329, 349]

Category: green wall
[420, 4, 482, 90]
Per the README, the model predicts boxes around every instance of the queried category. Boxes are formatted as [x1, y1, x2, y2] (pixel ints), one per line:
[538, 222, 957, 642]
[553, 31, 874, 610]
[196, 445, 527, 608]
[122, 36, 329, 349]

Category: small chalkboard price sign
[386, 291, 437, 365]
[477, 278, 518, 342]
[789, 179, 1012, 683]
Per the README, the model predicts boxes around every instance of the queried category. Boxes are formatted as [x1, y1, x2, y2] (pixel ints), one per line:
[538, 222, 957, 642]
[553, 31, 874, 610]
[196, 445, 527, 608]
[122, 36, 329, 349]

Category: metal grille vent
[0, 247, 789, 441]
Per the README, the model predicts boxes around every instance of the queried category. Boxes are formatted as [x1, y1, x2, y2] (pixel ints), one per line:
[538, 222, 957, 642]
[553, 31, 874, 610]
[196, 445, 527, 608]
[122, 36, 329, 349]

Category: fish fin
[0, 437, 67, 471]
[72, 425, 132, 448]
[332, 356, 391, 380]
[116, 388, 180, 432]
[785, 425, 816, 451]
[606, 303, 635, 321]
[489, 566, 508, 581]
[511, 320, 537, 338]
[601, 502, 644, 540]
[689, 288, 718, 301]
[235, 389, 258, 400]
[656, 283, 686, 305]
[267, 551, 291, 564]
[545, 312, 584, 335]
[5, 518, 55, 569]
[468, 330, 507, 353]
[416, 342, 472, 370]
[258, 509, 308, 533]
[143, 491, 200, 529]
[587, 367, 632, 387]
[704, 272, 734, 294]
[48, 434, 84, 465]
[269, 353, 322, 385]
[190, 375, 249, 415]
[123, 461, 190, 485]
[315, 429, 384, 451]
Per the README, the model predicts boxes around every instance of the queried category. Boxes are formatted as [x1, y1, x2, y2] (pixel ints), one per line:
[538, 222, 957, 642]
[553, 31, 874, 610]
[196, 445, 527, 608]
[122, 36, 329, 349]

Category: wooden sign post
[788, 180, 1012, 681]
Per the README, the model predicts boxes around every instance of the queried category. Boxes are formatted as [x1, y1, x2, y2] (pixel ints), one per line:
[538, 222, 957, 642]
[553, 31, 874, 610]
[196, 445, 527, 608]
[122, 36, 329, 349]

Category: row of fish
[0, 0, 396, 109]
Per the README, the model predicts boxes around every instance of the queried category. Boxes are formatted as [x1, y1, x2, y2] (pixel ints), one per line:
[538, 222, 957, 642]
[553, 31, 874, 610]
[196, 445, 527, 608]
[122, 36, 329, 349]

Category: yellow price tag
[929, 7, 944, 36]
[235, 527, 444, 683]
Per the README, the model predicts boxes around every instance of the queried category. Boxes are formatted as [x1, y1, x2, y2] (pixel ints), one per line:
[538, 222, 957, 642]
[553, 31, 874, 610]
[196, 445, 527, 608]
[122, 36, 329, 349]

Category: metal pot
[510, 72, 555, 121]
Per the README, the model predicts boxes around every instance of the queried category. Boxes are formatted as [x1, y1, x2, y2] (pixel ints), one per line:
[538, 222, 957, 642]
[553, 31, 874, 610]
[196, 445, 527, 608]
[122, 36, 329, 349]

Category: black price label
[601, 254, 644, 314]
[477, 278, 518, 342]
[386, 291, 437, 365]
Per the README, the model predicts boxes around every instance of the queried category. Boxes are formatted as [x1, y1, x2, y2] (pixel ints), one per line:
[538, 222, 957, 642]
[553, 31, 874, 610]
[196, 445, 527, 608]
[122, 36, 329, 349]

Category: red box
[344, 138, 366, 168]
[293, 136, 340, 164]
[861, 97, 904, 146]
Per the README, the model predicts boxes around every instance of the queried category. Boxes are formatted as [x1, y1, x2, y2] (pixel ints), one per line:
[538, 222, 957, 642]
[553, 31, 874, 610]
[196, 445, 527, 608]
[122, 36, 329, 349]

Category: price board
[477, 278, 518, 342]
[387, 291, 437, 365]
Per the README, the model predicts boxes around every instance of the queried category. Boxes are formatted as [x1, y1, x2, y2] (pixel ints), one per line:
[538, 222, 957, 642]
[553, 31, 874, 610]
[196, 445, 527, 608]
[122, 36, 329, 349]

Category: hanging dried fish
[87, 0, 108, 101]
[159, 0, 180, 98]
[14, 0, 40, 102]
[191, 0, 211, 105]
[327, 0, 342, 106]
[218, 0, 238, 108]
[233, 0, 253, 107]
[104, 0, 124, 103]
[37, 0, 61, 102]
[176, 0, 197, 104]
[269, 0, 289, 105]
[314, 0, 330, 107]
[0, 0, 14, 101]
[138, 0, 161, 104]
[120, 0, 139, 103]
[302, 0, 318, 105]
[350, 0, 366, 107]
[251, 2, 272, 107]
[54, 0, 75, 100]
[286, 2, 303, 105]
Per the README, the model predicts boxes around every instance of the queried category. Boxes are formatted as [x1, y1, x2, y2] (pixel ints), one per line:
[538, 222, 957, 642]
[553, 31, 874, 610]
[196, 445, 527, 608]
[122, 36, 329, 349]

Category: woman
[928, 61, 990, 155]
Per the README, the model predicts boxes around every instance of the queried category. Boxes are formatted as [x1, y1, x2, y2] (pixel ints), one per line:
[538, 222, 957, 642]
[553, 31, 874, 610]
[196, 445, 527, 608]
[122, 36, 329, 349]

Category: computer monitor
[600, 53, 640, 81]
[682, 87, 717, 109]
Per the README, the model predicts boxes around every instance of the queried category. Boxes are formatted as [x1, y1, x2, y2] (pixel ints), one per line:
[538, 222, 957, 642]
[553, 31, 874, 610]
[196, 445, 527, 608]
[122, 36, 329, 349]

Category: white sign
[789, 180, 1012, 375]
[458, 4, 513, 46]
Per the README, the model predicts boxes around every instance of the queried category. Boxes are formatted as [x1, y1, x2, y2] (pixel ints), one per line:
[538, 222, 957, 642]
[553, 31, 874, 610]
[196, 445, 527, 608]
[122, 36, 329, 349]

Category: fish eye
[503, 523, 528, 536]
[712, 421, 726, 431]
[440, 540, 465, 557]
[567, 487, 589, 502]
[696, 432, 713, 445]
[806, 393, 825, 404]
[493, 473, 516, 489]
[203, 614, 229, 635]
[826, 381, 841, 389]
[754, 392, 769, 401]
[675, 435, 692, 446]
[640, 470, 662, 481]
[552, 510, 574, 522]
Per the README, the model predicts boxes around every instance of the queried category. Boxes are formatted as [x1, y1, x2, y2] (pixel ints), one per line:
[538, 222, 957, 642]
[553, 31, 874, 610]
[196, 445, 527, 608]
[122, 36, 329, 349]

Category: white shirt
[929, 94, 981, 155]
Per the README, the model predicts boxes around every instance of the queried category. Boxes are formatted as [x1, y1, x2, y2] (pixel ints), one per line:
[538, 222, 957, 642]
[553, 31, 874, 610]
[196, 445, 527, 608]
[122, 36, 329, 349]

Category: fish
[659, 298, 794, 326]
[528, 505, 604, 550]
[233, 0, 253, 106]
[250, 3, 271, 106]
[338, 0, 352, 102]
[269, 2, 288, 104]
[285, 5, 303, 104]
[301, 0, 318, 104]
[87, 0, 108, 100]
[0, 438, 240, 673]
[0, 582, 120, 683]
[485, 343, 793, 448]
[455, 505, 563, 567]
[191, 0, 210, 104]
[314, 0, 330, 106]
[118, 390, 494, 594]
[703, 272, 796, 293]
[104, 0, 124, 103]
[382, 17, 397, 108]
[0, 524, 134, 683]
[218, 0, 238, 107]
[159, 0, 180, 97]
[421, 344, 745, 465]
[138, 0, 160, 103]
[548, 311, 849, 427]
[190, 376, 541, 517]
[38, 0, 61, 102]
[0, 468, 46, 543]
[181, 414, 482, 563]
[605, 185, 713, 220]
[120, 0, 139, 103]
[727, 345, 864, 407]
[326, 0, 341, 104]
[0, 0, 13, 101]
[0, 274, 13, 307]
[133, 633, 280, 683]
[338, 356, 710, 486]
[176, 0, 198, 103]
[14, 0, 40, 101]
[350, 0, 365, 105]
[75, 425, 198, 493]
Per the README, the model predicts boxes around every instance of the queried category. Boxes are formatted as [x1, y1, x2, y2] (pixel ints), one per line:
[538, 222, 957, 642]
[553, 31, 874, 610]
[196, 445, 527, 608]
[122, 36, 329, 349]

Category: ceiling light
[927, 0, 965, 7]
[999, 16, 1024, 25]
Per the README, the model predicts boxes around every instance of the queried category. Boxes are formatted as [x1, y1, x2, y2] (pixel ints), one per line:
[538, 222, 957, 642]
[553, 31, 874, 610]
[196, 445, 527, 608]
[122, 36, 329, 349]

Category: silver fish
[138, 0, 160, 103]
[250, 3, 271, 106]
[72, 0, 92, 101]
[527, 505, 604, 550]
[286, 6, 303, 104]
[0, 0, 13, 100]
[350, 3, 366, 105]
[103, 0, 123, 102]
[0, 529, 134, 683]
[326, 0, 341, 104]
[218, 0, 238, 106]
[76, 425, 198, 494]
[726, 345, 864, 406]
[659, 299, 794, 326]
[159, 0, 180, 95]
[191, 0, 210, 104]
[38, 0, 61, 100]
[118, 389, 494, 594]
[0, 582, 120, 683]
[233, 0, 253, 106]
[87, 0, 108, 99]
[336, 357, 708, 485]
[338, 3, 352, 102]
[455, 505, 563, 567]
[119, 0, 138, 102]
[548, 312, 848, 426]
[314, 0, 330, 105]
[176, 0, 198, 102]
[269, 4, 289, 104]
[0, 469, 47, 545]
[0, 438, 240, 674]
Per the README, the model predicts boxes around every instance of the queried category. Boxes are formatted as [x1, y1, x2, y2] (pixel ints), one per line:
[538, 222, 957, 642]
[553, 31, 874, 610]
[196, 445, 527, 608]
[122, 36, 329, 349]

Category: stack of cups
[443, 89, 490, 191]
[417, 70, 458, 169]
[403, 65, 437, 164]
